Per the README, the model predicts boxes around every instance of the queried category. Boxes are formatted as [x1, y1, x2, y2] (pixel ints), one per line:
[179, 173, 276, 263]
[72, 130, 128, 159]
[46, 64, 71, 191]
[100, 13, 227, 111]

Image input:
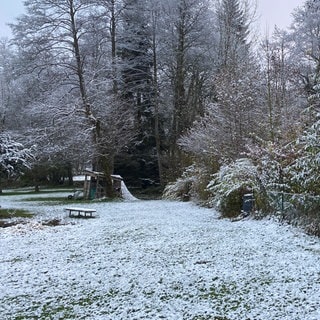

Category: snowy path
[1, 195, 320, 319]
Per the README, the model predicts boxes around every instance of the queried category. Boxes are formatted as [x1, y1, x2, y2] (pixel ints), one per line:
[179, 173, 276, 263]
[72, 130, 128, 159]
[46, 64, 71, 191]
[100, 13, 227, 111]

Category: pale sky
[257, 0, 305, 36]
[0, 0, 24, 38]
[0, 0, 307, 39]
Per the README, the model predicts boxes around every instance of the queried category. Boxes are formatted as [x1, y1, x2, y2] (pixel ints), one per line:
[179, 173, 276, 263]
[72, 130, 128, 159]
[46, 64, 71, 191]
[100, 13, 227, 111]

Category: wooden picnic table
[65, 207, 96, 218]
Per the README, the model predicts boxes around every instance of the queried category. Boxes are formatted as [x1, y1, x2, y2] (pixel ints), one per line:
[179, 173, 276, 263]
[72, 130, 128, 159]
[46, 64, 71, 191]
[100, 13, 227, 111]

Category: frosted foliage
[0, 133, 33, 176]
[245, 139, 289, 191]
[207, 158, 259, 207]
[9, 0, 133, 167]
[180, 62, 264, 161]
[288, 119, 320, 193]
[163, 166, 196, 200]
[290, 0, 320, 65]
[163, 165, 210, 203]
[178, 105, 220, 158]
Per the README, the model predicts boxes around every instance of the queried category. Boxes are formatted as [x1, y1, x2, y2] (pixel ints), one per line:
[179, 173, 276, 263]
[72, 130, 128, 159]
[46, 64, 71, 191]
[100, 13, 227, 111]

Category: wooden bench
[65, 207, 96, 218]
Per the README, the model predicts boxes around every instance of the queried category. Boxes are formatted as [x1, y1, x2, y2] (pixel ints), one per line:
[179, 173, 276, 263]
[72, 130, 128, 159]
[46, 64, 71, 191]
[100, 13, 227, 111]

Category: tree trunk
[102, 156, 115, 198]
[110, 0, 118, 94]
[69, 0, 114, 196]
[169, 5, 187, 177]
[151, 8, 163, 186]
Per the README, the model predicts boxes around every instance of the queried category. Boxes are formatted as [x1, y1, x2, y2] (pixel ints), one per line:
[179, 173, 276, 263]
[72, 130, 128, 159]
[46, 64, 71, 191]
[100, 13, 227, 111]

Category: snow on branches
[207, 158, 259, 211]
[0, 133, 33, 177]
[288, 119, 320, 194]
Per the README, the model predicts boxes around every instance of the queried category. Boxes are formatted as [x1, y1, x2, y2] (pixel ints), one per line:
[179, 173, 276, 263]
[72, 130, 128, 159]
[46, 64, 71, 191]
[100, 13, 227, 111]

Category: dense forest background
[1, 0, 320, 208]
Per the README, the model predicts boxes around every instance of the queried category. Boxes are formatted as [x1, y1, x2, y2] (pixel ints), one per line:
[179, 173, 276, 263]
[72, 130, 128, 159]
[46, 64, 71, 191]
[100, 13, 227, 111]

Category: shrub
[163, 175, 193, 201]
[163, 164, 212, 204]
[207, 158, 263, 217]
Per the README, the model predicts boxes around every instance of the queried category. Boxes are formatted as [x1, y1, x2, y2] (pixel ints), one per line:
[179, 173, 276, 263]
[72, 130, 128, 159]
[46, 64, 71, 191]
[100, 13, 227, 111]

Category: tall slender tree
[214, 0, 252, 71]
[0, 40, 12, 132]
[156, 0, 214, 180]
[118, 0, 153, 134]
[114, 0, 160, 185]
[199, 0, 257, 159]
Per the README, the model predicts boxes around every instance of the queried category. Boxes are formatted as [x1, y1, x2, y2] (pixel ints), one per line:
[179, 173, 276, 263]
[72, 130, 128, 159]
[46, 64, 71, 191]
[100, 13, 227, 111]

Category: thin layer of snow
[73, 175, 86, 181]
[0, 192, 320, 319]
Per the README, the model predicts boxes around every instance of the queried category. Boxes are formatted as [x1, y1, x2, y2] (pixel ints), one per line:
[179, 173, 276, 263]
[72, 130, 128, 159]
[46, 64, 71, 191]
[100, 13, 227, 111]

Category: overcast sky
[257, 0, 305, 35]
[0, 0, 306, 39]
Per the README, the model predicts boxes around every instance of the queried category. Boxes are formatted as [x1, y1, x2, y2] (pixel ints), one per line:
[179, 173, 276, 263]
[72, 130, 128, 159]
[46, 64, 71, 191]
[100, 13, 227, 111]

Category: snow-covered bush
[163, 175, 193, 201]
[287, 119, 320, 194]
[0, 133, 33, 178]
[244, 135, 294, 192]
[163, 164, 212, 204]
[207, 158, 264, 217]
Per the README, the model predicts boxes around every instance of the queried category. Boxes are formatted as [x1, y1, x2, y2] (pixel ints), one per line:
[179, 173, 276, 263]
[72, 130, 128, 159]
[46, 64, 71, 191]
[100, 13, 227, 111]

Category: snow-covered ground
[1, 191, 320, 320]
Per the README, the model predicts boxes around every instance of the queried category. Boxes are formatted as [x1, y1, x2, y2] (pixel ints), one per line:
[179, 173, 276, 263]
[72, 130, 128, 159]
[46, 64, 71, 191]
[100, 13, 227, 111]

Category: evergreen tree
[157, 0, 214, 180]
[214, 0, 251, 71]
[119, 0, 153, 136]
[115, 0, 158, 186]
[184, 0, 257, 160]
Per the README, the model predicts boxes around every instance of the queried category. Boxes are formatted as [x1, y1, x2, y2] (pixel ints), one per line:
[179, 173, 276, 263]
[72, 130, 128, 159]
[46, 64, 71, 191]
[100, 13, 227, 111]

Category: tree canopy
[1, 0, 319, 201]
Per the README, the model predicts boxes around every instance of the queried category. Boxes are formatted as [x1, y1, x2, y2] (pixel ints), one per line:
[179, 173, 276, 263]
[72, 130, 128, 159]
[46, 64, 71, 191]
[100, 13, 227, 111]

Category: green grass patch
[0, 189, 73, 196]
[0, 191, 39, 196]
[11, 291, 102, 319]
[24, 196, 77, 202]
[0, 208, 33, 219]
[23, 196, 119, 205]
[23, 197, 106, 206]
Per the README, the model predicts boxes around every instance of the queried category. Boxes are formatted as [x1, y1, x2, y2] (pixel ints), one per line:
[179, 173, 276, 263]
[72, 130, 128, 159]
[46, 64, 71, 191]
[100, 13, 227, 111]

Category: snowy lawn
[1, 191, 320, 320]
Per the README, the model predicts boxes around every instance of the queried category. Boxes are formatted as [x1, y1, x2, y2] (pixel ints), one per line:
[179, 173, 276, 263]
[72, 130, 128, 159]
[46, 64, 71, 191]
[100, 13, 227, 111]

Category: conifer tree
[214, 0, 251, 71]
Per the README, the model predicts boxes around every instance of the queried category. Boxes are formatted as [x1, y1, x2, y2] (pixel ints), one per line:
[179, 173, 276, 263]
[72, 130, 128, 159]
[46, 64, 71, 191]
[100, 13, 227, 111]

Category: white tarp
[121, 180, 138, 201]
